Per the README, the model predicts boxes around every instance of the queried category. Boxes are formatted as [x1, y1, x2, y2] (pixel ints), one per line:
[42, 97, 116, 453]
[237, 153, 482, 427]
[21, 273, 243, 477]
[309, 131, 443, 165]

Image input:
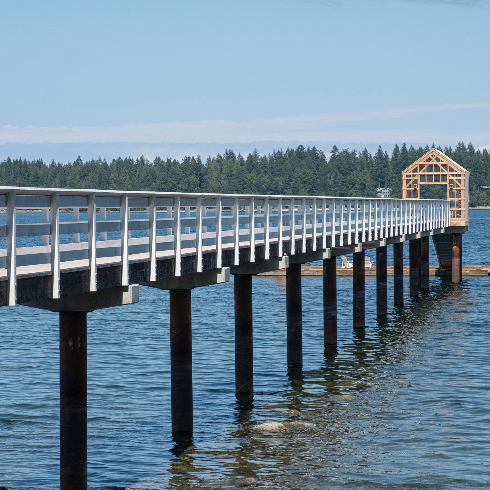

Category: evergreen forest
[1, 142, 489, 206]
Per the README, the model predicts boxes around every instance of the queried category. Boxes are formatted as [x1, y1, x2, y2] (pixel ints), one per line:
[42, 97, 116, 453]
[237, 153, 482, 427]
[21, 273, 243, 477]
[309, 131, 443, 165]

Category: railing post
[149, 195, 157, 281]
[290, 201, 296, 255]
[196, 196, 203, 272]
[6, 190, 16, 306]
[278, 197, 283, 257]
[347, 200, 352, 245]
[120, 194, 129, 285]
[249, 197, 255, 262]
[264, 197, 270, 260]
[42, 207, 49, 246]
[312, 198, 317, 251]
[88, 193, 97, 292]
[173, 195, 182, 276]
[339, 199, 344, 246]
[233, 197, 239, 265]
[301, 198, 307, 253]
[216, 196, 222, 268]
[51, 192, 60, 299]
[321, 199, 327, 249]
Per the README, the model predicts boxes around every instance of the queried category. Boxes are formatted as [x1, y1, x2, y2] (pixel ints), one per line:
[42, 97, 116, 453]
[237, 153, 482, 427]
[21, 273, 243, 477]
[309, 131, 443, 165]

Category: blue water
[0, 210, 489, 489]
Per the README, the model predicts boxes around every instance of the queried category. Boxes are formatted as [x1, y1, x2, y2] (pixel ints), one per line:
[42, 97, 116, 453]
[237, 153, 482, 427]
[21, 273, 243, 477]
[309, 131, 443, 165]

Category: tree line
[1, 142, 489, 206]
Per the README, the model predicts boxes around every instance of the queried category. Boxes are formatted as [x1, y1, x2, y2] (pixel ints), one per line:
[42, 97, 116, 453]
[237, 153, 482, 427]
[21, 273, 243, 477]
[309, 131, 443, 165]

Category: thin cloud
[403, 0, 490, 7]
[1, 102, 489, 145]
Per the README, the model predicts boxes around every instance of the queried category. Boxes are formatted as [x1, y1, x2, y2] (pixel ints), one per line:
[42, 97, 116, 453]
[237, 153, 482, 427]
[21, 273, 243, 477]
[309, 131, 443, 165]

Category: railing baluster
[302, 198, 307, 253]
[88, 193, 97, 291]
[321, 199, 327, 250]
[290, 201, 295, 255]
[196, 196, 203, 272]
[339, 199, 344, 246]
[347, 200, 352, 245]
[6, 190, 16, 306]
[42, 208, 49, 246]
[73, 207, 80, 243]
[312, 198, 317, 251]
[50, 192, 60, 299]
[100, 207, 107, 241]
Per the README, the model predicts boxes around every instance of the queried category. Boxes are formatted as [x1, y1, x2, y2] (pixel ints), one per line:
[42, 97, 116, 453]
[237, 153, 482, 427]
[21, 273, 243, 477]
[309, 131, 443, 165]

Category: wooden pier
[0, 183, 467, 490]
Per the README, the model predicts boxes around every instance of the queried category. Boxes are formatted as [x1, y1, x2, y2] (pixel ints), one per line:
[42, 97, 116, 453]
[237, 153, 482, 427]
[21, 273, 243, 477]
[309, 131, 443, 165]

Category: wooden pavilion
[402, 148, 469, 226]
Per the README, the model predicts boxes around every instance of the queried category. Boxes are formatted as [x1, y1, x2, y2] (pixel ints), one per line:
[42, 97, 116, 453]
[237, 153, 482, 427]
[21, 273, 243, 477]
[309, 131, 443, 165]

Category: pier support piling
[286, 263, 302, 366]
[60, 311, 87, 490]
[353, 251, 365, 329]
[170, 289, 193, 435]
[409, 239, 420, 297]
[234, 274, 253, 394]
[421, 236, 430, 291]
[323, 257, 337, 345]
[376, 247, 387, 316]
[393, 242, 404, 306]
[452, 233, 462, 284]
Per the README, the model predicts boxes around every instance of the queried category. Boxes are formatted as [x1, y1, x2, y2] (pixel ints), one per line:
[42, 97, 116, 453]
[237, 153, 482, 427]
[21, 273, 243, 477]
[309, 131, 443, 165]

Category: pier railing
[0, 187, 450, 304]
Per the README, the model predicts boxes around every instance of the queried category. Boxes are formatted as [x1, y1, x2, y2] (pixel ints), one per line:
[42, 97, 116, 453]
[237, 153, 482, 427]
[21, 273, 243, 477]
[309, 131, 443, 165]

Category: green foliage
[1, 142, 489, 206]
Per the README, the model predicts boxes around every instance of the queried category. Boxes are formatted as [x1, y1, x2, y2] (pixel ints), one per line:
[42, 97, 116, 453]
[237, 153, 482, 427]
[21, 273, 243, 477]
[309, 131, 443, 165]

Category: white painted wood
[339, 200, 344, 246]
[321, 199, 327, 250]
[232, 196, 239, 265]
[312, 198, 317, 251]
[249, 197, 255, 262]
[120, 194, 129, 285]
[264, 197, 270, 259]
[301, 198, 307, 253]
[196, 195, 203, 272]
[278, 197, 283, 257]
[290, 202, 296, 255]
[73, 207, 80, 243]
[88, 193, 97, 291]
[50, 192, 60, 299]
[149, 195, 157, 281]
[174, 195, 182, 276]
[6, 190, 16, 305]
[100, 207, 107, 241]
[347, 200, 352, 245]
[41, 208, 49, 246]
[216, 196, 222, 268]
[185, 206, 190, 234]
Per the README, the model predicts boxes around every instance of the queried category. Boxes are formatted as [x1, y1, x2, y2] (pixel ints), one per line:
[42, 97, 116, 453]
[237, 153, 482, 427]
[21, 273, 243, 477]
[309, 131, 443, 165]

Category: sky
[1, 0, 489, 161]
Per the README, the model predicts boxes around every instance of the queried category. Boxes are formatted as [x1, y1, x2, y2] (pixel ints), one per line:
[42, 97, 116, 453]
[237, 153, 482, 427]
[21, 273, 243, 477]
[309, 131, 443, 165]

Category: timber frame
[402, 149, 469, 226]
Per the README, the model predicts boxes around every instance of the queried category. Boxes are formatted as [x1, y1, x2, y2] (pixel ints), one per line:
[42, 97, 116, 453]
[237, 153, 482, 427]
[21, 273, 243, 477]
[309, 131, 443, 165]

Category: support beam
[234, 275, 253, 394]
[60, 311, 87, 490]
[353, 251, 365, 329]
[393, 242, 404, 306]
[170, 289, 193, 435]
[421, 236, 430, 291]
[452, 233, 462, 284]
[286, 263, 302, 366]
[323, 257, 337, 345]
[409, 239, 420, 297]
[376, 246, 387, 316]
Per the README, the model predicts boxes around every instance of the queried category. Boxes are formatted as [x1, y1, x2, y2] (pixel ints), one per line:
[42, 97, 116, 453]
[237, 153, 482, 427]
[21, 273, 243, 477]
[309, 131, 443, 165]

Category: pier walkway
[0, 186, 465, 490]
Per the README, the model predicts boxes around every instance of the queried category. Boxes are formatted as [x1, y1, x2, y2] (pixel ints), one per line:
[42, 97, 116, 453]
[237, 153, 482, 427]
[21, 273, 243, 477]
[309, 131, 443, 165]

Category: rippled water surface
[1, 210, 489, 489]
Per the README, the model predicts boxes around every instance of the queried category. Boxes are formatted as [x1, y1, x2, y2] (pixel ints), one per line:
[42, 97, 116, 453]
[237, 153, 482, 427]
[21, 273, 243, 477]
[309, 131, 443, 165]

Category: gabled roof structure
[402, 149, 469, 226]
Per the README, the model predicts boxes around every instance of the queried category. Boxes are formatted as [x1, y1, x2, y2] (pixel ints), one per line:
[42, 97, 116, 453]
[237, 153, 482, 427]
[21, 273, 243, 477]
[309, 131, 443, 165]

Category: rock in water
[282, 409, 301, 416]
[252, 422, 288, 433]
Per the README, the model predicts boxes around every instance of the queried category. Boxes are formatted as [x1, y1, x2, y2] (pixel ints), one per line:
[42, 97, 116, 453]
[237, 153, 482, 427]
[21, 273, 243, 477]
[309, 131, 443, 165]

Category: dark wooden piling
[393, 242, 404, 306]
[323, 257, 337, 345]
[353, 251, 365, 329]
[234, 274, 253, 393]
[421, 236, 430, 291]
[376, 246, 387, 316]
[409, 239, 420, 297]
[452, 233, 462, 284]
[170, 289, 193, 435]
[60, 311, 87, 490]
[286, 263, 302, 366]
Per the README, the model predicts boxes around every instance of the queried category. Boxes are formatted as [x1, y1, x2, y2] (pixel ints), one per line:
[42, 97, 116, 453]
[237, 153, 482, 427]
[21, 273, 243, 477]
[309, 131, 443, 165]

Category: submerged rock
[252, 422, 288, 433]
[235, 477, 257, 487]
[282, 409, 301, 416]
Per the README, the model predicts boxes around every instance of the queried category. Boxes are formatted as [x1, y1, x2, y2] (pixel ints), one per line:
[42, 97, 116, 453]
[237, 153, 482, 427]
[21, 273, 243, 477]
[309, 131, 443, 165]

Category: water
[1, 210, 489, 489]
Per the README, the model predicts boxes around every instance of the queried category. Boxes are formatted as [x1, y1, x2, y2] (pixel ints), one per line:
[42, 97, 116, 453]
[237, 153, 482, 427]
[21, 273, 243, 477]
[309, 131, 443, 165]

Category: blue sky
[1, 0, 489, 159]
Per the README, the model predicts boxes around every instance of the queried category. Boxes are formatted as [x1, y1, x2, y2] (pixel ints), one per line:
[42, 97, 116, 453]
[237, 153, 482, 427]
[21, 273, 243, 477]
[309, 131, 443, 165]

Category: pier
[0, 150, 471, 489]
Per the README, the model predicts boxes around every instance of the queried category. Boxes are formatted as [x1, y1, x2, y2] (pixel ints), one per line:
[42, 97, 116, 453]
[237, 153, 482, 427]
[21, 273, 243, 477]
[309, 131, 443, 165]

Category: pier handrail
[0, 186, 451, 305]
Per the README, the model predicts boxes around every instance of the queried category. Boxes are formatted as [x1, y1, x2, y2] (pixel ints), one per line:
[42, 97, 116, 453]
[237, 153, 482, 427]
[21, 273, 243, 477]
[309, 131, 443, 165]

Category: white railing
[0, 187, 451, 305]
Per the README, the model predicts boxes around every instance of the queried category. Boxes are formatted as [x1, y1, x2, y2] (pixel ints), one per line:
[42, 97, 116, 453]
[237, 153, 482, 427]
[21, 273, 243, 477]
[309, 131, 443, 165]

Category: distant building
[478, 186, 490, 191]
[377, 187, 391, 198]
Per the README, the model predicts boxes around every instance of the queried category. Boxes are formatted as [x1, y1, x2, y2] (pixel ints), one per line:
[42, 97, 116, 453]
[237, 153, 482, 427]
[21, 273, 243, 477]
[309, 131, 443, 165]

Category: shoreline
[258, 265, 490, 277]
